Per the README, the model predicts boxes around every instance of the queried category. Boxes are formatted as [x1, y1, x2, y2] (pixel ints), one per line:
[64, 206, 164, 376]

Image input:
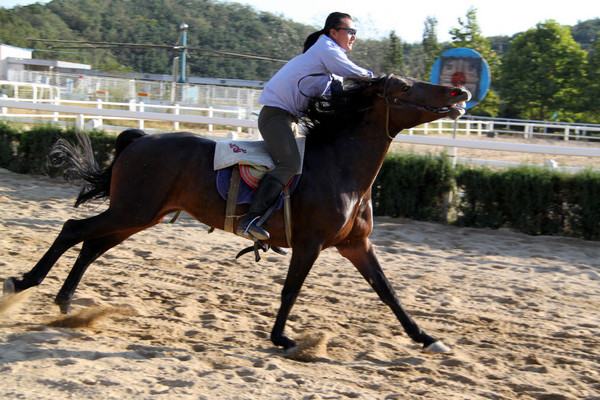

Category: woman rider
[237, 12, 374, 241]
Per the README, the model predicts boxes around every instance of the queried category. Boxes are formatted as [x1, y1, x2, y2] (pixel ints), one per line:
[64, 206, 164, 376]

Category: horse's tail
[49, 129, 147, 207]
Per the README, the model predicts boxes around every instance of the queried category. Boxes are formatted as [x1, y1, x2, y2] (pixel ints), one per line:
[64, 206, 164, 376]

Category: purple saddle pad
[216, 167, 300, 210]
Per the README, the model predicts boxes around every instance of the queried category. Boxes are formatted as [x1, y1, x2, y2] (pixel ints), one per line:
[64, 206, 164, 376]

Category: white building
[0, 43, 90, 81]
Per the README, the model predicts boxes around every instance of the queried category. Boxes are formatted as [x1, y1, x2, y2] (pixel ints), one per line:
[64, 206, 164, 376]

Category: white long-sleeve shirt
[258, 35, 373, 116]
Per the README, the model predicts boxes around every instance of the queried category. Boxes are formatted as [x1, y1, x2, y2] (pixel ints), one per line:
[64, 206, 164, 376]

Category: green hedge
[0, 122, 114, 175]
[374, 156, 600, 240]
[1, 122, 599, 240]
[372, 153, 455, 222]
[454, 166, 600, 240]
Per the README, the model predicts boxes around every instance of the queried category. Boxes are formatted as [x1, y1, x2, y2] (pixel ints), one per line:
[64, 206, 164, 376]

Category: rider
[237, 11, 374, 241]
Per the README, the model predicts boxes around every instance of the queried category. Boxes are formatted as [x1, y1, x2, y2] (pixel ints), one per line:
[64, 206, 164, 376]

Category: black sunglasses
[333, 27, 357, 36]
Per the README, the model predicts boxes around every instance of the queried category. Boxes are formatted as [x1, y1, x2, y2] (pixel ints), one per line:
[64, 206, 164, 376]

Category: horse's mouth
[428, 102, 466, 120]
[447, 103, 466, 120]
[445, 89, 472, 120]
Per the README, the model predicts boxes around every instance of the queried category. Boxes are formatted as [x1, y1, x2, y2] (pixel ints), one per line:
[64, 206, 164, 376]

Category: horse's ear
[354, 76, 386, 96]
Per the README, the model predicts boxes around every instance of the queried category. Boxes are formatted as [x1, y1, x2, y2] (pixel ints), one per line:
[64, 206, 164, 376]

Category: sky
[3, 0, 599, 43]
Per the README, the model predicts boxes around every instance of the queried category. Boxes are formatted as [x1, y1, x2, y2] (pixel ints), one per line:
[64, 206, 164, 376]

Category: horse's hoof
[55, 301, 72, 315]
[272, 335, 297, 350]
[3, 278, 16, 295]
[423, 340, 451, 353]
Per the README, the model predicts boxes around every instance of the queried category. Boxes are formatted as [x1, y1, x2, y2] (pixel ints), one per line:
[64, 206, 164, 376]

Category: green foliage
[563, 170, 600, 240]
[373, 153, 455, 221]
[373, 154, 600, 240]
[448, 7, 500, 118]
[0, 1, 597, 120]
[455, 165, 600, 240]
[2, 122, 600, 240]
[382, 31, 404, 75]
[14, 124, 76, 174]
[570, 18, 600, 51]
[449, 7, 492, 59]
[498, 21, 588, 121]
[4, 123, 114, 175]
[0, 121, 19, 169]
[422, 16, 441, 80]
[583, 35, 600, 123]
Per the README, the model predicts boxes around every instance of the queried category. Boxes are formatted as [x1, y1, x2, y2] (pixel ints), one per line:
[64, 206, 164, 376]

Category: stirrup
[237, 216, 270, 241]
[235, 239, 288, 262]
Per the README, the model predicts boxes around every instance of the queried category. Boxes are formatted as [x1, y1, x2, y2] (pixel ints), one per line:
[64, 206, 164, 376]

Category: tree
[449, 7, 499, 117]
[498, 20, 588, 121]
[382, 30, 403, 75]
[449, 7, 492, 59]
[583, 36, 600, 123]
[422, 16, 440, 80]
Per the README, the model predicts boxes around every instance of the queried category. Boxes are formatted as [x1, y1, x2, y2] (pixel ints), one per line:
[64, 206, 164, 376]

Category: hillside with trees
[0, 1, 598, 122]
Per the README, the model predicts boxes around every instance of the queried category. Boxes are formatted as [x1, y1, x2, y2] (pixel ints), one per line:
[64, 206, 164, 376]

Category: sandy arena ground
[0, 133, 599, 399]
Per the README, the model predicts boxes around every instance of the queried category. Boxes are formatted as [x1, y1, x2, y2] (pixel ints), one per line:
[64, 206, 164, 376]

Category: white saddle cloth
[214, 137, 306, 172]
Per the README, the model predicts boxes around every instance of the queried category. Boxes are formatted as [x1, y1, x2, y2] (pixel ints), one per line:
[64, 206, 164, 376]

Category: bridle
[377, 74, 457, 141]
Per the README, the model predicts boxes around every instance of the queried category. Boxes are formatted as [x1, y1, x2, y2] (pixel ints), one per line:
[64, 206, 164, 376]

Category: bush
[373, 153, 455, 221]
[1, 121, 599, 241]
[455, 165, 600, 240]
[0, 121, 19, 169]
[8, 124, 115, 175]
[15, 124, 77, 175]
[563, 169, 600, 240]
[455, 165, 565, 234]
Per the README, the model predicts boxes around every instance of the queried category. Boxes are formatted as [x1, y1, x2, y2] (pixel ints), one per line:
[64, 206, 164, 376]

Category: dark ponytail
[302, 12, 352, 53]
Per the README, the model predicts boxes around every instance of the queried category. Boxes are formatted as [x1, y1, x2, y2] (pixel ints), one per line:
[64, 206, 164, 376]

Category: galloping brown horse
[3, 75, 469, 353]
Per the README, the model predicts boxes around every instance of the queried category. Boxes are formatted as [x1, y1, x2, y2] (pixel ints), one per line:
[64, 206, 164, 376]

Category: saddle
[213, 137, 306, 258]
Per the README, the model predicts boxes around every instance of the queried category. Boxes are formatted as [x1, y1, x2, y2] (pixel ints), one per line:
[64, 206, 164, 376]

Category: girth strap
[224, 166, 242, 233]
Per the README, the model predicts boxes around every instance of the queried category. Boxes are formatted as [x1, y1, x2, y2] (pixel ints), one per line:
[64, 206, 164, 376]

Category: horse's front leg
[271, 240, 322, 350]
[337, 238, 450, 353]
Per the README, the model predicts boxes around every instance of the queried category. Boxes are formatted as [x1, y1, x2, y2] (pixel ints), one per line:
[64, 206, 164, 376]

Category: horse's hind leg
[4, 218, 89, 294]
[5, 209, 150, 298]
[54, 232, 131, 314]
[337, 239, 450, 353]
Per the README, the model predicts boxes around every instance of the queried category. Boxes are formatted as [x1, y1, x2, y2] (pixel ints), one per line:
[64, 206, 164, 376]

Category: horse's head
[373, 74, 471, 137]
[302, 74, 470, 143]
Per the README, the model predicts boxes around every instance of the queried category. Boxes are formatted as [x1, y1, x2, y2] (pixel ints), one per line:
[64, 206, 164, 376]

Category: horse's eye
[401, 85, 410, 92]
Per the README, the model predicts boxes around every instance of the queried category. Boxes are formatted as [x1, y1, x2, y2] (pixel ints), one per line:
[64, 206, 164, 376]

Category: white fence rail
[0, 97, 257, 135]
[1, 98, 599, 172]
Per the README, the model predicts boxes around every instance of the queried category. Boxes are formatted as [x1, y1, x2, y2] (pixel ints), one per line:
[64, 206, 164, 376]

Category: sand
[1, 166, 599, 400]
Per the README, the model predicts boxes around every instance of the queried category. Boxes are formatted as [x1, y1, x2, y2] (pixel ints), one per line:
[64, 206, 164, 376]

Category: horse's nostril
[450, 89, 462, 96]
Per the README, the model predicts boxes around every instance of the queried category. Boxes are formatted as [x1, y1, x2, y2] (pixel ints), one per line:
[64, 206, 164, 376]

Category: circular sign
[430, 47, 491, 109]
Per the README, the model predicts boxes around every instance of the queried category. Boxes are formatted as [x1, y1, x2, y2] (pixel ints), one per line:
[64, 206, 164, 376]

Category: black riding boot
[236, 174, 285, 240]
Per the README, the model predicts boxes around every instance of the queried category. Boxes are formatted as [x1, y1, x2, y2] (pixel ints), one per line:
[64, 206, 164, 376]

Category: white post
[564, 127, 570, 141]
[208, 106, 213, 132]
[138, 102, 144, 129]
[1, 94, 6, 115]
[95, 98, 103, 127]
[173, 104, 180, 130]
[52, 96, 60, 122]
[76, 114, 84, 131]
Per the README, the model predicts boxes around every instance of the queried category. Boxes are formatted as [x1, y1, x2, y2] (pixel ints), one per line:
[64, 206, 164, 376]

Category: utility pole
[177, 23, 188, 83]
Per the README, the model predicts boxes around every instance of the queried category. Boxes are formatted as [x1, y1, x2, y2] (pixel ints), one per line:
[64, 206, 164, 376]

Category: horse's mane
[301, 75, 385, 143]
